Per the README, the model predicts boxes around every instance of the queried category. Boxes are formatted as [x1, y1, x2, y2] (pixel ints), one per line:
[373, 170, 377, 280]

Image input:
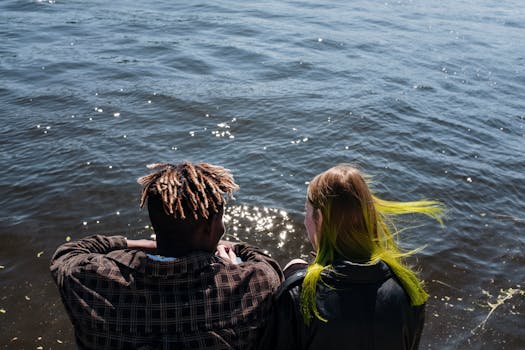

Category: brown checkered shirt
[50, 235, 283, 349]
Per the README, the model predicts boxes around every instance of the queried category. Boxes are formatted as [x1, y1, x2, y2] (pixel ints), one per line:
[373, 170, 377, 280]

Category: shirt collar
[142, 250, 219, 277]
[147, 254, 177, 262]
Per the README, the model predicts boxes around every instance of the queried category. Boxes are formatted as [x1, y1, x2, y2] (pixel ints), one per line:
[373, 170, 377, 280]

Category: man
[50, 161, 283, 349]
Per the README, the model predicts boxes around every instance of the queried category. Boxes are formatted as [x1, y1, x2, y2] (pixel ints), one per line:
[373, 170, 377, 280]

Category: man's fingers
[216, 245, 239, 264]
[216, 245, 229, 260]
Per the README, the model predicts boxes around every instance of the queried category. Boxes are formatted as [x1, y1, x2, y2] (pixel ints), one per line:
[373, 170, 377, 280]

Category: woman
[259, 164, 444, 350]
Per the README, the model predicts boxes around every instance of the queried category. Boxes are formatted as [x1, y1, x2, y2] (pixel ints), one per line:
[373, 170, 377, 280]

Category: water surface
[1, 0, 524, 348]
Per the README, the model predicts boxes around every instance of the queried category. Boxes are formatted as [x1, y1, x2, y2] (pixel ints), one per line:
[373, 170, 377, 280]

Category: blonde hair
[301, 164, 444, 324]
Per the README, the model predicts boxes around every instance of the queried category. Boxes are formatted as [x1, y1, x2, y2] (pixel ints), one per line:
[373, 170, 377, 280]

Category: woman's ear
[314, 208, 323, 247]
[315, 208, 323, 233]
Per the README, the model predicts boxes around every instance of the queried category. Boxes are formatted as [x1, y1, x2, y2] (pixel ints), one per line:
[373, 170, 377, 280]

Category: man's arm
[126, 239, 157, 250]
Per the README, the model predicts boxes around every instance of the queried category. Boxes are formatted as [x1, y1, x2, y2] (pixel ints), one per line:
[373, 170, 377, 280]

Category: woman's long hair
[300, 164, 444, 324]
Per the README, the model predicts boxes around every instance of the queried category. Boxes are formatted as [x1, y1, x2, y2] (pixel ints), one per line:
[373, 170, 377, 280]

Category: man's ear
[209, 211, 224, 236]
[189, 219, 213, 252]
[194, 211, 224, 252]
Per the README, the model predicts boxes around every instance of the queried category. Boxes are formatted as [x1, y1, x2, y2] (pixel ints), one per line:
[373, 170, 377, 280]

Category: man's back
[51, 235, 282, 349]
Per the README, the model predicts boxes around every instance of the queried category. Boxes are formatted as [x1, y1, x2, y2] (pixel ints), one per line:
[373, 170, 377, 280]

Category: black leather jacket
[259, 260, 425, 350]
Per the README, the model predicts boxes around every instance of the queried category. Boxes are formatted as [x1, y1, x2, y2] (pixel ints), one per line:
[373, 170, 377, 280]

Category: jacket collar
[323, 260, 393, 284]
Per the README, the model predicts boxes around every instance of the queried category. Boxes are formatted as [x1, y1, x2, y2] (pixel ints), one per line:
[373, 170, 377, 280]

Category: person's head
[300, 163, 444, 325]
[305, 164, 376, 262]
[137, 161, 238, 256]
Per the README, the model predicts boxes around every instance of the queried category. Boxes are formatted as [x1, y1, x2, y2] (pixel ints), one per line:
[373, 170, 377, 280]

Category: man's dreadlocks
[138, 162, 238, 220]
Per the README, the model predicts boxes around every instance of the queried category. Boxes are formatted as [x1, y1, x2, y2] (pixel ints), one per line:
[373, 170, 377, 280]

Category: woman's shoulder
[283, 260, 308, 279]
[278, 259, 415, 303]
[271, 261, 307, 302]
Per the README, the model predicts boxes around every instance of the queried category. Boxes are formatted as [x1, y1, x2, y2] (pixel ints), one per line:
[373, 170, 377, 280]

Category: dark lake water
[1, 0, 524, 348]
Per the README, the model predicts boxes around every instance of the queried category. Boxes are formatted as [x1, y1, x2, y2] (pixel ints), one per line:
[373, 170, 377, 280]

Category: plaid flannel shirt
[50, 235, 283, 350]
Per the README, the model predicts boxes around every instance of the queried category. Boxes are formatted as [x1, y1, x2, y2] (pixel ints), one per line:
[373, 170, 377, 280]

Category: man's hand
[126, 239, 157, 250]
[216, 244, 241, 264]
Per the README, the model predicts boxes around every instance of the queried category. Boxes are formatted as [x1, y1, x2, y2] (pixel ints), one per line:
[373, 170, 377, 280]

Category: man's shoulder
[218, 258, 282, 286]
[56, 248, 146, 287]
[226, 244, 284, 286]
[105, 249, 146, 270]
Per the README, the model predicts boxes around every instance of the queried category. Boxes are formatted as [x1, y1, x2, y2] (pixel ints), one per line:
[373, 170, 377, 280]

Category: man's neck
[156, 245, 214, 258]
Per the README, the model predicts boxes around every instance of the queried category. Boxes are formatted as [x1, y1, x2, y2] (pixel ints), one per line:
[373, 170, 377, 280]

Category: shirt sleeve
[50, 235, 127, 286]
